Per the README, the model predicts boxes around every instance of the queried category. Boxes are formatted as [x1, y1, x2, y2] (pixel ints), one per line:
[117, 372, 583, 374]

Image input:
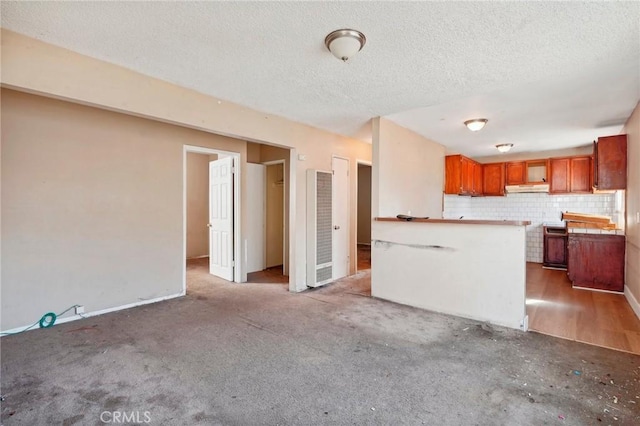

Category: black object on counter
[396, 214, 429, 221]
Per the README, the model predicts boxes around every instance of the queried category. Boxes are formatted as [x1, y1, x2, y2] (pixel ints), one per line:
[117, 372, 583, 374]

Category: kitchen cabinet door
[461, 156, 474, 195]
[472, 161, 483, 195]
[549, 158, 570, 193]
[483, 163, 505, 196]
[567, 234, 625, 292]
[570, 156, 591, 193]
[595, 135, 627, 190]
[544, 235, 567, 268]
[505, 162, 526, 185]
[444, 155, 477, 196]
[444, 155, 462, 194]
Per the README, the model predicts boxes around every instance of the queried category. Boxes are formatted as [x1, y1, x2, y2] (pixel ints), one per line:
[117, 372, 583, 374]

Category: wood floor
[357, 244, 371, 271]
[526, 262, 640, 354]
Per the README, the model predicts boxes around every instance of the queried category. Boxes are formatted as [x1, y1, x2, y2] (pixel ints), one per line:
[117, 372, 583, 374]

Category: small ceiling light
[464, 118, 488, 131]
[496, 143, 514, 153]
[325, 29, 366, 62]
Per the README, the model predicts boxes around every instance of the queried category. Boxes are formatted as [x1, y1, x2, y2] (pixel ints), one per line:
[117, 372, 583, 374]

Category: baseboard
[572, 286, 624, 295]
[1, 291, 185, 336]
[624, 285, 640, 320]
[521, 315, 529, 332]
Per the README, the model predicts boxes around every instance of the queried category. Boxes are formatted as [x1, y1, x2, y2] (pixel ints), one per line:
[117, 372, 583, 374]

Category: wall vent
[307, 170, 333, 288]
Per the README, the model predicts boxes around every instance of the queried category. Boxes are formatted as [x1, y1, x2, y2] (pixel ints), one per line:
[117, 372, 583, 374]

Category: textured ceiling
[2, 1, 639, 157]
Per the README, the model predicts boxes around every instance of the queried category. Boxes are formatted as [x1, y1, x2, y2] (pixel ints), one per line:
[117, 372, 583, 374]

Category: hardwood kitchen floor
[526, 262, 640, 354]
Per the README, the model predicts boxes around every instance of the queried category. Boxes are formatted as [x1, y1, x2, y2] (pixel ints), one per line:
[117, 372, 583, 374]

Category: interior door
[209, 156, 234, 281]
[332, 157, 349, 280]
[246, 163, 265, 274]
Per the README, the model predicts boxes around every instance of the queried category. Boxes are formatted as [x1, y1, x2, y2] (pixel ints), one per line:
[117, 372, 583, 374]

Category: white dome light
[464, 118, 488, 131]
[496, 143, 514, 153]
[325, 29, 366, 62]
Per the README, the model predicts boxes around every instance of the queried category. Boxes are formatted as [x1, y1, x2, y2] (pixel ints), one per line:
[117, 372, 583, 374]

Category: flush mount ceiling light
[496, 143, 514, 153]
[464, 118, 488, 131]
[325, 29, 366, 62]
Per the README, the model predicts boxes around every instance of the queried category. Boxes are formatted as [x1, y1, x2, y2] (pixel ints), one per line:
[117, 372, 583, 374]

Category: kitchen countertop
[375, 217, 531, 226]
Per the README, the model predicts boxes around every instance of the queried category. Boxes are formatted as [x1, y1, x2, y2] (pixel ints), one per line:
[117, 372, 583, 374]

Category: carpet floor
[1, 262, 639, 425]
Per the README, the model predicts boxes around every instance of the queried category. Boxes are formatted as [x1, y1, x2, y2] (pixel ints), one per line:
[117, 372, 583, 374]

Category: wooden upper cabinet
[483, 163, 505, 196]
[595, 134, 627, 190]
[472, 161, 483, 196]
[444, 155, 462, 194]
[570, 156, 592, 193]
[461, 156, 474, 194]
[444, 155, 483, 196]
[505, 161, 526, 185]
[549, 156, 592, 193]
[526, 159, 548, 183]
[549, 158, 570, 193]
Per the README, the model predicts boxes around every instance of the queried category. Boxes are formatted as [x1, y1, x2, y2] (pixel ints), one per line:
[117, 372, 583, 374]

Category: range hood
[505, 183, 550, 194]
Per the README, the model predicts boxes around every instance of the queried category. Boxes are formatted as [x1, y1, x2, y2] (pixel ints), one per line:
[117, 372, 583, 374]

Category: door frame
[355, 159, 372, 272]
[262, 159, 287, 274]
[332, 155, 351, 279]
[183, 145, 242, 292]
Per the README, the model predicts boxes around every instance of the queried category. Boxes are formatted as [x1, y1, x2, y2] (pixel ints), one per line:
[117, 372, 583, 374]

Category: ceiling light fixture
[464, 118, 488, 131]
[496, 143, 514, 153]
[325, 29, 366, 62]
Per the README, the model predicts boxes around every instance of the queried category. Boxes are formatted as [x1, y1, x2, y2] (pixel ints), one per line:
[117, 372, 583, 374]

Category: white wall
[373, 117, 445, 218]
[186, 153, 210, 258]
[372, 221, 527, 329]
[443, 192, 617, 262]
[623, 101, 640, 317]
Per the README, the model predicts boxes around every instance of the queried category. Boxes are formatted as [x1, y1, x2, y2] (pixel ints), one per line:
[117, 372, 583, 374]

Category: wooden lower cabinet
[543, 227, 567, 269]
[567, 234, 625, 292]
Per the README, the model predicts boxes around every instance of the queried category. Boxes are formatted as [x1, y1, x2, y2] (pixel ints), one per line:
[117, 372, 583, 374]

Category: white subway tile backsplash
[443, 192, 617, 263]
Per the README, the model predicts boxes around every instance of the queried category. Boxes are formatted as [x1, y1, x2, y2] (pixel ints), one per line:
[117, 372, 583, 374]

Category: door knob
[334, 225, 340, 230]
[207, 223, 212, 228]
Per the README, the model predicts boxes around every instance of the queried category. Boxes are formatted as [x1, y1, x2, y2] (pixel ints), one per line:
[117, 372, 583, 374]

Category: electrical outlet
[75, 305, 85, 315]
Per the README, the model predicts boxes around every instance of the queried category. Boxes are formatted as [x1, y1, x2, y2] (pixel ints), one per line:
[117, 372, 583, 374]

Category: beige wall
[186, 153, 210, 258]
[357, 164, 372, 244]
[373, 117, 445, 218]
[1, 89, 251, 330]
[0, 30, 372, 330]
[623, 101, 640, 314]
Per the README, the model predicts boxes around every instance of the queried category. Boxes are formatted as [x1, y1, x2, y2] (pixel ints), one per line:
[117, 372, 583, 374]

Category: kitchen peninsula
[372, 217, 531, 330]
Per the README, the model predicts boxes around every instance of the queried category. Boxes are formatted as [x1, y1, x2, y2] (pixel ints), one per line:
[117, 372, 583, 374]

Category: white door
[209, 156, 234, 281]
[245, 163, 266, 274]
[332, 157, 349, 280]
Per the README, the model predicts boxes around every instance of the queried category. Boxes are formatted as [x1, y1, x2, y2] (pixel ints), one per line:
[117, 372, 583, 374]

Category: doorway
[265, 162, 285, 273]
[357, 162, 372, 271]
[183, 145, 242, 293]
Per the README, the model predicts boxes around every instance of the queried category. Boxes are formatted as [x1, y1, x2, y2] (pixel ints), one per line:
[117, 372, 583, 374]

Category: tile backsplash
[443, 193, 618, 263]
